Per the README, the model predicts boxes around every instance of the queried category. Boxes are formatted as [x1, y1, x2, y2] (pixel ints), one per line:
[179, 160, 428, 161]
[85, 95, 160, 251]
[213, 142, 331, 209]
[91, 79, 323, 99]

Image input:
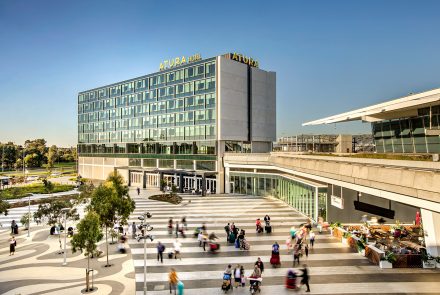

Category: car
[26, 176, 39, 181]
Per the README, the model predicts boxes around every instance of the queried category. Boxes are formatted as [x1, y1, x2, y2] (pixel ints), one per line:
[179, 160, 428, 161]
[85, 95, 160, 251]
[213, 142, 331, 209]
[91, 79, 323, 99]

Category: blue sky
[1, 0, 439, 146]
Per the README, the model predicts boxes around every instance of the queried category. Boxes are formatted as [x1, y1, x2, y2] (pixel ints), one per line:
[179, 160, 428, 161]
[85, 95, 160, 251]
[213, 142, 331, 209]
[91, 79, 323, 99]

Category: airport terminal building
[77, 53, 276, 193]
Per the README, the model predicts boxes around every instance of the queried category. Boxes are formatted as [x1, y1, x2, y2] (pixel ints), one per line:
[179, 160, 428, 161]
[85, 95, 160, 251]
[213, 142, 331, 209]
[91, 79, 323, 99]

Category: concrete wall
[79, 156, 128, 182]
[335, 135, 352, 153]
[218, 57, 248, 141]
[327, 185, 418, 223]
[250, 68, 276, 142]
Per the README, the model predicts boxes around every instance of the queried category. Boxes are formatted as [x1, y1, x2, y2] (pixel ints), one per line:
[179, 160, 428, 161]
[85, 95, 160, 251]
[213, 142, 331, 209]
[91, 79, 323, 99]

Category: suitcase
[168, 252, 174, 259]
[265, 225, 272, 233]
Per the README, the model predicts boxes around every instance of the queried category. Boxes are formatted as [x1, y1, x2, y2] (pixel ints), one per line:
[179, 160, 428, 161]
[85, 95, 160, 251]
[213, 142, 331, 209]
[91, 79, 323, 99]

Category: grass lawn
[0, 183, 75, 200]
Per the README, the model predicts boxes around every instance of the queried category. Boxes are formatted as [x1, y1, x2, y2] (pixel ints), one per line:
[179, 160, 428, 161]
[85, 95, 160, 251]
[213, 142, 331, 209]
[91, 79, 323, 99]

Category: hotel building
[77, 53, 276, 193]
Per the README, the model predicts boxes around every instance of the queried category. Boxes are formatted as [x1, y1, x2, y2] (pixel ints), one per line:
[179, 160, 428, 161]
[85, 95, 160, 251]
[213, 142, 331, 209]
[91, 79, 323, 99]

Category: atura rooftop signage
[159, 53, 202, 71]
[226, 53, 259, 68]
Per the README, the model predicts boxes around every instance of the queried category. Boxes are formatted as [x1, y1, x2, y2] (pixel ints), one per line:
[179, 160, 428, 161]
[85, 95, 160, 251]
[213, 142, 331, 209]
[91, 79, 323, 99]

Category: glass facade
[77, 58, 217, 156]
[372, 106, 440, 153]
[230, 172, 327, 221]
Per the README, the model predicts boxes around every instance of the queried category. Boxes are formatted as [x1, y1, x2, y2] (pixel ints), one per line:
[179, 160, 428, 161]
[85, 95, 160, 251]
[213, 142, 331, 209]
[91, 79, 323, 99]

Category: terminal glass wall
[372, 106, 440, 153]
[230, 173, 326, 221]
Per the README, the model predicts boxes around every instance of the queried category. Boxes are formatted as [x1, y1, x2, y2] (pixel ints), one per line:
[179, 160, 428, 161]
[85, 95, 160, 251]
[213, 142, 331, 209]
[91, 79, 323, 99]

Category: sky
[0, 0, 440, 147]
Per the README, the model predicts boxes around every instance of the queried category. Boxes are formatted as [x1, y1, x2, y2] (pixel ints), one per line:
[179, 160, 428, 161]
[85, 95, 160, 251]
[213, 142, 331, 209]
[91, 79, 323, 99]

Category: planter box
[341, 237, 348, 245]
[379, 260, 393, 269]
[423, 260, 436, 269]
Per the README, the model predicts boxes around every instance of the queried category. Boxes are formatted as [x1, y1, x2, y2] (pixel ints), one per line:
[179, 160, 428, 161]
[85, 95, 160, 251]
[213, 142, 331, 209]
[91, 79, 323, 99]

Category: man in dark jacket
[157, 241, 165, 263]
[224, 223, 230, 242]
[255, 257, 264, 273]
[300, 264, 310, 292]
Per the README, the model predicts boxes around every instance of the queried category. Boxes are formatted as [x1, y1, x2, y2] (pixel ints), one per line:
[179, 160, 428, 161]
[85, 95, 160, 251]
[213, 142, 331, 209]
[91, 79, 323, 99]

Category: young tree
[33, 199, 79, 226]
[47, 145, 58, 168]
[42, 179, 55, 194]
[71, 211, 103, 292]
[20, 212, 32, 230]
[0, 199, 10, 216]
[89, 171, 135, 267]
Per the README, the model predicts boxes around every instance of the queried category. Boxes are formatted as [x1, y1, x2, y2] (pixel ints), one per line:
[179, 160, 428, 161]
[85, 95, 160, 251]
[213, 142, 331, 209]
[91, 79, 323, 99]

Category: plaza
[1, 188, 440, 294]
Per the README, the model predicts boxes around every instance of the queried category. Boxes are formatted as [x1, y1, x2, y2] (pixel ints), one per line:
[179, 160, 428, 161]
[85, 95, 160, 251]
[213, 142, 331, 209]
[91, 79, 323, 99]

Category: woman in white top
[173, 239, 182, 260]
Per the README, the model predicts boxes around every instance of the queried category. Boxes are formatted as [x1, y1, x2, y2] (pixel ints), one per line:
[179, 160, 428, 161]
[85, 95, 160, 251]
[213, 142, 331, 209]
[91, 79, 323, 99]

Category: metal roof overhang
[302, 88, 440, 126]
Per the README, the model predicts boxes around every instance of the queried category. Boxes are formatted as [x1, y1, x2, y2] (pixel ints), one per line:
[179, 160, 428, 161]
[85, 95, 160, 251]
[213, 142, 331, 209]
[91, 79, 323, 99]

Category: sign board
[224, 53, 259, 68]
[159, 53, 202, 71]
[331, 195, 344, 209]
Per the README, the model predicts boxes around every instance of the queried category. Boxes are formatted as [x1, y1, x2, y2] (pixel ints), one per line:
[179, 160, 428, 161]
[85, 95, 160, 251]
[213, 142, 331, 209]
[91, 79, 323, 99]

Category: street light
[137, 212, 153, 295]
[27, 193, 31, 238]
[61, 208, 70, 266]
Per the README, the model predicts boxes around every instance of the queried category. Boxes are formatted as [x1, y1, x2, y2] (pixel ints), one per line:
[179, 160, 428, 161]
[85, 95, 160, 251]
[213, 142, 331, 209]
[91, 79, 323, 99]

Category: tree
[33, 199, 79, 226]
[42, 179, 55, 194]
[24, 139, 47, 168]
[47, 145, 58, 168]
[71, 211, 103, 292]
[89, 171, 135, 267]
[0, 199, 10, 216]
[20, 212, 32, 230]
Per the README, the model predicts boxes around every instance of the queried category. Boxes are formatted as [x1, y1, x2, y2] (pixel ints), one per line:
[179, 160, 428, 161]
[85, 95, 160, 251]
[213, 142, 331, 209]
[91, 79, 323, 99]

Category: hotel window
[122, 82, 134, 94]
[176, 99, 184, 110]
[135, 79, 147, 91]
[99, 132, 109, 143]
[206, 109, 215, 123]
[122, 106, 135, 118]
[116, 96, 127, 107]
[104, 98, 115, 109]
[143, 116, 157, 128]
[195, 80, 205, 93]
[89, 112, 98, 122]
[196, 65, 204, 76]
[122, 131, 135, 142]
[184, 82, 194, 95]
[109, 131, 121, 142]
[167, 72, 175, 83]
[185, 67, 195, 79]
[94, 122, 104, 132]
[136, 104, 149, 116]
[145, 90, 157, 101]
[129, 93, 142, 105]
[175, 69, 184, 82]
[206, 125, 215, 139]
[110, 85, 121, 97]
[116, 119, 129, 130]
[78, 94, 85, 103]
[185, 111, 194, 124]
[98, 88, 108, 98]
[195, 95, 205, 108]
[176, 113, 185, 126]
[93, 101, 103, 111]
[206, 62, 215, 77]
[89, 91, 97, 100]
[167, 100, 175, 111]
[185, 96, 195, 109]
[195, 110, 205, 123]
[104, 121, 116, 131]
[206, 78, 215, 91]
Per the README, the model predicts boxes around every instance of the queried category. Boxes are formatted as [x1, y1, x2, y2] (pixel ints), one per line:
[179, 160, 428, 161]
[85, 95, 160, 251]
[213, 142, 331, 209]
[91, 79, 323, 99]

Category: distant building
[274, 134, 374, 153]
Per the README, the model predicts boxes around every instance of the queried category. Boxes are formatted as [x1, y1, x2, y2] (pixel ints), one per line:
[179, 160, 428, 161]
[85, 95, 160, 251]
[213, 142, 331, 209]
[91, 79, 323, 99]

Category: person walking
[224, 223, 230, 242]
[304, 244, 309, 258]
[182, 217, 187, 231]
[255, 257, 264, 273]
[157, 241, 165, 263]
[175, 221, 179, 238]
[169, 268, 178, 294]
[168, 218, 173, 235]
[240, 265, 246, 287]
[9, 236, 16, 255]
[233, 264, 242, 288]
[293, 244, 301, 267]
[137, 187, 140, 195]
[300, 264, 310, 292]
[201, 231, 208, 251]
[309, 231, 315, 248]
[173, 239, 182, 260]
[131, 222, 137, 239]
[11, 220, 16, 234]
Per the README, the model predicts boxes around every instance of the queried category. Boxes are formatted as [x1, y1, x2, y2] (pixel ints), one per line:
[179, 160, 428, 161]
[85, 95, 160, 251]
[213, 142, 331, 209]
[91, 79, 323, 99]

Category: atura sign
[228, 53, 259, 68]
[159, 53, 202, 71]
[330, 195, 344, 209]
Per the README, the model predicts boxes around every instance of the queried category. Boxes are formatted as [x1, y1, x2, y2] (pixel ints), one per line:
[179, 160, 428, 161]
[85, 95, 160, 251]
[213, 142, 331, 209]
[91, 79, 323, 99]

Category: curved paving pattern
[0, 216, 135, 294]
[128, 192, 440, 295]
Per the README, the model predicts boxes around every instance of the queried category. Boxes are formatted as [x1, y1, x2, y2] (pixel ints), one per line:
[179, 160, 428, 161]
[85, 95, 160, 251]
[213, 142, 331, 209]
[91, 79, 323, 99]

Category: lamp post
[27, 194, 31, 238]
[137, 212, 153, 295]
[61, 208, 70, 266]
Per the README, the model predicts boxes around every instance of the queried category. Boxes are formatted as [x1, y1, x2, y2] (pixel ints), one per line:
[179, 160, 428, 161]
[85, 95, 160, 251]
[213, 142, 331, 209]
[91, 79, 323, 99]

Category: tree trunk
[105, 225, 109, 266]
[86, 254, 90, 291]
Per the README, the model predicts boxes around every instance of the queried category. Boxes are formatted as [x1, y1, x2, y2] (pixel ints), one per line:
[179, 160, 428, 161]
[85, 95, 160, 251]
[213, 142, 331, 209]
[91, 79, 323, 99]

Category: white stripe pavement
[136, 265, 439, 282]
[133, 253, 364, 267]
[137, 282, 440, 295]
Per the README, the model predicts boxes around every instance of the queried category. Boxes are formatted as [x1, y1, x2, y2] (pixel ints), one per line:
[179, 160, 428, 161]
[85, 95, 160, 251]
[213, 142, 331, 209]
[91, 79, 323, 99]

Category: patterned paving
[128, 193, 440, 295]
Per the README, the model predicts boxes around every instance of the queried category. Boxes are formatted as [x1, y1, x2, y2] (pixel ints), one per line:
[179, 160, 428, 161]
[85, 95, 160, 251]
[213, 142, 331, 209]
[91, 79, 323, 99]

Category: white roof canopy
[303, 88, 440, 126]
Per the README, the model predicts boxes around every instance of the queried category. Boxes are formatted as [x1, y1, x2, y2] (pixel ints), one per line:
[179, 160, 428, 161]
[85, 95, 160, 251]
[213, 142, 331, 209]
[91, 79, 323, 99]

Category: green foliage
[384, 251, 397, 263]
[421, 250, 434, 262]
[90, 172, 135, 227]
[342, 231, 351, 238]
[47, 145, 58, 168]
[0, 199, 10, 216]
[20, 212, 32, 228]
[330, 222, 342, 229]
[0, 183, 74, 200]
[42, 179, 55, 193]
[33, 199, 79, 225]
[71, 211, 103, 256]
[356, 239, 366, 251]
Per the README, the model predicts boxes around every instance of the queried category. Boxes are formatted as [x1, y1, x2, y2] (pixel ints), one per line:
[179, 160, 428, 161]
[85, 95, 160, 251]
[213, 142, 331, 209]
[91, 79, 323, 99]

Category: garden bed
[0, 184, 75, 199]
[9, 193, 80, 209]
[149, 194, 182, 205]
